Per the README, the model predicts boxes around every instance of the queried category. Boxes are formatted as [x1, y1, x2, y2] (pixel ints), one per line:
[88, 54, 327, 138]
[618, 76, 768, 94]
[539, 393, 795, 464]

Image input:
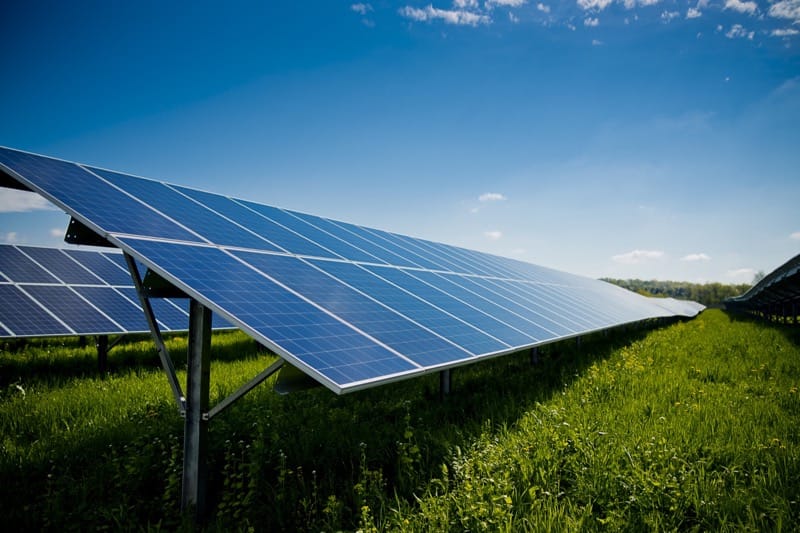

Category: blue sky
[0, 0, 798, 284]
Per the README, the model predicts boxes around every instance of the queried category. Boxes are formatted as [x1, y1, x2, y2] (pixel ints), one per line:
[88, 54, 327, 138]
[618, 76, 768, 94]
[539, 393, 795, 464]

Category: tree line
[601, 278, 751, 308]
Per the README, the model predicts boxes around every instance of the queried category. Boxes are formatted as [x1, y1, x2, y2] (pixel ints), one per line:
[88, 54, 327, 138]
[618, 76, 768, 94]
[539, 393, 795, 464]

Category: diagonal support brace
[124, 253, 186, 413]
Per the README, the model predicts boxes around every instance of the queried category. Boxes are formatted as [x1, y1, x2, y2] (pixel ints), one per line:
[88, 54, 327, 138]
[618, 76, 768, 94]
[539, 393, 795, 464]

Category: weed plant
[1, 310, 798, 530]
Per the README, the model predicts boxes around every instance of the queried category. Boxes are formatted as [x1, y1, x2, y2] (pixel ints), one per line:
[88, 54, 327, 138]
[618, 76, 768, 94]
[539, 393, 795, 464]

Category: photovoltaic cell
[64, 249, 132, 285]
[0, 245, 60, 283]
[232, 200, 347, 259]
[234, 251, 470, 367]
[91, 168, 277, 251]
[0, 150, 201, 242]
[23, 285, 121, 334]
[19, 246, 103, 284]
[308, 259, 505, 357]
[74, 286, 149, 331]
[0, 284, 71, 337]
[119, 238, 417, 386]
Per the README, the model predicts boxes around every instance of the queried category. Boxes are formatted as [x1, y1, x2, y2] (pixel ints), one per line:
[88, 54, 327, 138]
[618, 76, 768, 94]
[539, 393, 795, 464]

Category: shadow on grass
[724, 310, 800, 347]
[0, 331, 265, 388]
[0, 320, 666, 530]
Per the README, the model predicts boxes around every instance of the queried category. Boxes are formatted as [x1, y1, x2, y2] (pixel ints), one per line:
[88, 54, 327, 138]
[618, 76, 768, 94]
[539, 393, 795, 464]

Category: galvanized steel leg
[96, 335, 108, 373]
[440, 369, 451, 399]
[182, 300, 212, 521]
[529, 346, 539, 365]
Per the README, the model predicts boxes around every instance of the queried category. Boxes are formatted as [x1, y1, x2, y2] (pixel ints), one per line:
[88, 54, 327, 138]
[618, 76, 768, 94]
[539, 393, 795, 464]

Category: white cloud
[454, 0, 479, 7]
[725, 24, 754, 39]
[686, 7, 702, 18]
[351, 3, 373, 15]
[0, 190, 57, 213]
[724, 0, 758, 15]
[50, 228, 63, 238]
[727, 267, 756, 280]
[577, 0, 613, 10]
[486, 0, 526, 7]
[592, 38, 604, 45]
[612, 249, 665, 264]
[509, 11, 520, 22]
[399, 5, 491, 25]
[769, 0, 800, 23]
[584, 16, 600, 26]
[790, 231, 800, 240]
[681, 253, 711, 262]
[661, 10, 680, 22]
[484, 230, 503, 240]
[623, 0, 661, 8]
[536, 2, 550, 13]
[772, 28, 800, 37]
[479, 192, 507, 202]
[4, 232, 18, 244]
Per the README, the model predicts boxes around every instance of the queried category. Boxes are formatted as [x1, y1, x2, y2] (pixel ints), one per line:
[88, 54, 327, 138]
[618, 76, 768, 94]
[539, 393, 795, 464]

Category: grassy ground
[1, 309, 798, 531]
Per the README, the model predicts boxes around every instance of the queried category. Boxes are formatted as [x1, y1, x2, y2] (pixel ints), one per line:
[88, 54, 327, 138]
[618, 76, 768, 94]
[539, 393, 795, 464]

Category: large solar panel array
[0, 147, 703, 393]
[0, 244, 228, 338]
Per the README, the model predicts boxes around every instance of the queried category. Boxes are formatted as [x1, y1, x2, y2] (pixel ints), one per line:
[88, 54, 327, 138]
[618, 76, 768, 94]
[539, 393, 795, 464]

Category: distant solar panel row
[0, 147, 703, 393]
[0, 244, 227, 338]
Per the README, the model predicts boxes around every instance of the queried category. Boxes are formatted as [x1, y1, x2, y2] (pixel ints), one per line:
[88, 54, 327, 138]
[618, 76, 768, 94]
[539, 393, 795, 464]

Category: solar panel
[0, 244, 234, 338]
[0, 146, 704, 393]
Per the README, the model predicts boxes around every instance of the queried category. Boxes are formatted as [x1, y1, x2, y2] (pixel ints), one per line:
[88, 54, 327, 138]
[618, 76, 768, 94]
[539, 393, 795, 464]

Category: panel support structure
[182, 300, 212, 520]
[124, 253, 186, 413]
[439, 369, 451, 399]
[529, 346, 539, 365]
[96, 335, 108, 373]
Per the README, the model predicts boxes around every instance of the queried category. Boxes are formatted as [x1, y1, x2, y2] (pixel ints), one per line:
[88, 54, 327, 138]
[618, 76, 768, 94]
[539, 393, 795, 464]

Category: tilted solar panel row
[0, 244, 228, 338]
[0, 147, 704, 393]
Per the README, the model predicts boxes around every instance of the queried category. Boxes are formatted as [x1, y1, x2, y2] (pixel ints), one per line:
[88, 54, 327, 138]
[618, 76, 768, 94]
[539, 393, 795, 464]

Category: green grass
[1, 310, 799, 531]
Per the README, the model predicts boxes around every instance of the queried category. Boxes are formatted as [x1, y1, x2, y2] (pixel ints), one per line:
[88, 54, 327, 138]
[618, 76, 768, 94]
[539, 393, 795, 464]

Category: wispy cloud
[486, 0, 527, 7]
[612, 249, 665, 264]
[592, 38, 604, 45]
[484, 230, 503, 240]
[0, 190, 57, 213]
[399, 5, 490, 25]
[479, 192, 507, 202]
[351, 3, 373, 15]
[681, 253, 711, 262]
[584, 17, 600, 26]
[727, 267, 756, 279]
[790, 231, 800, 240]
[661, 10, 680, 22]
[536, 2, 550, 13]
[725, 23, 754, 39]
[686, 7, 702, 19]
[772, 28, 800, 37]
[769, 1, 800, 24]
[454, 0, 478, 7]
[724, 0, 758, 16]
[3, 232, 18, 244]
[578, 0, 613, 10]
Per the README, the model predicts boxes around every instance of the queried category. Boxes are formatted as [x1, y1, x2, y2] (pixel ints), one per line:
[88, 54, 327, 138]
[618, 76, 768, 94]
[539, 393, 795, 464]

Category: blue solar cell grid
[0, 284, 72, 337]
[20, 246, 103, 284]
[0, 246, 60, 283]
[0, 146, 705, 392]
[119, 238, 418, 386]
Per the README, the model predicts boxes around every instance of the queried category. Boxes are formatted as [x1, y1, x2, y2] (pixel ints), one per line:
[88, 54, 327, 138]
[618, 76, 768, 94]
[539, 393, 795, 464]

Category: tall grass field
[1, 309, 798, 530]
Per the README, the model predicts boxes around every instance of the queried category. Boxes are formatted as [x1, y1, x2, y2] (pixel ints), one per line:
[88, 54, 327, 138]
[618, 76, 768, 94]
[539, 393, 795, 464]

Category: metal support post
[182, 300, 212, 521]
[124, 253, 186, 412]
[439, 369, 451, 399]
[529, 346, 539, 365]
[576, 336, 582, 349]
[96, 335, 109, 373]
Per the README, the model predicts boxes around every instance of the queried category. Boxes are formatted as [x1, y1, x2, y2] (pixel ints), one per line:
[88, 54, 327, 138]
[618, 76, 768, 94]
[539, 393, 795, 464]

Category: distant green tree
[601, 278, 751, 308]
